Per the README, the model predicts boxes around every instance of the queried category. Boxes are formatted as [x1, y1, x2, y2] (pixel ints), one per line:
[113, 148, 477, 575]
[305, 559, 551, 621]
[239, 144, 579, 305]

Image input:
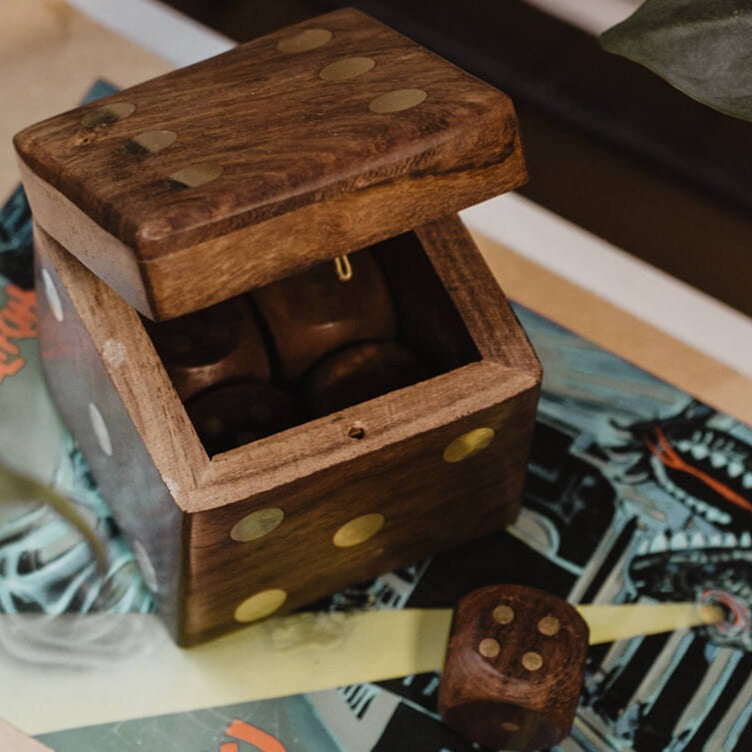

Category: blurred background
[159, 0, 752, 319]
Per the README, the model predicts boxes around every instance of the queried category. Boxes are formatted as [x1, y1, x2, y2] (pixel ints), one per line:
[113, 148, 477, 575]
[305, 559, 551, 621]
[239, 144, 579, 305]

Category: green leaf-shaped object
[601, 0, 752, 121]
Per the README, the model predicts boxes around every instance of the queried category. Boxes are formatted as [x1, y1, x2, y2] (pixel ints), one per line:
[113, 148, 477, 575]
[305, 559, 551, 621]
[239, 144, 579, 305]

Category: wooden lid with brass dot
[13, 8, 526, 321]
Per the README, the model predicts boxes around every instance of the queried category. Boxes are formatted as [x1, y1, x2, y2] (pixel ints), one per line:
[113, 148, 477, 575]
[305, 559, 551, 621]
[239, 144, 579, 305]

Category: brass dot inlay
[234, 588, 287, 623]
[277, 28, 332, 54]
[123, 129, 177, 155]
[493, 604, 515, 625]
[369, 89, 427, 113]
[41, 268, 63, 323]
[169, 162, 224, 189]
[478, 638, 500, 658]
[320, 56, 376, 81]
[500, 722, 520, 733]
[522, 651, 543, 671]
[538, 614, 561, 636]
[443, 427, 495, 463]
[231, 507, 285, 543]
[333, 513, 385, 548]
[81, 102, 135, 128]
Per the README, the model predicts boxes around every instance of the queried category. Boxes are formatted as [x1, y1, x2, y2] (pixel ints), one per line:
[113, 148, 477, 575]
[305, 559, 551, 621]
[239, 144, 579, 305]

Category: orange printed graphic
[0, 284, 36, 383]
[223, 720, 288, 752]
[646, 427, 752, 512]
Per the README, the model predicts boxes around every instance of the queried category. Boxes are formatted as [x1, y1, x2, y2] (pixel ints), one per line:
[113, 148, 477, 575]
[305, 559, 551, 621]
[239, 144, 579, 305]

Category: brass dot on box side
[369, 88, 427, 113]
[41, 268, 63, 323]
[478, 638, 500, 658]
[500, 722, 520, 733]
[538, 614, 561, 636]
[81, 102, 135, 128]
[277, 28, 332, 54]
[333, 513, 385, 548]
[123, 129, 177, 155]
[493, 604, 515, 625]
[231, 507, 285, 543]
[169, 162, 224, 189]
[234, 588, 287, 623]
[522, 651, 543, 671]
[320, 56, 375, 81]
[88, 402, 113, 457]
[443, 427, 495, 463]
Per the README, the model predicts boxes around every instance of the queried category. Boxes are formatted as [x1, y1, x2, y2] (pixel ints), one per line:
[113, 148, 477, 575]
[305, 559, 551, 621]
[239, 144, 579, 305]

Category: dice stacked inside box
[144, 231, 480, 456]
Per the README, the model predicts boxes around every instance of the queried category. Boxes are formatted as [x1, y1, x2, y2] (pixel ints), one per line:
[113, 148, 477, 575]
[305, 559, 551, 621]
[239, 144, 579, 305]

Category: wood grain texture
[438, 584, 589, 751]
[36, 214, 540, 645]
[15, 7, 526, 320]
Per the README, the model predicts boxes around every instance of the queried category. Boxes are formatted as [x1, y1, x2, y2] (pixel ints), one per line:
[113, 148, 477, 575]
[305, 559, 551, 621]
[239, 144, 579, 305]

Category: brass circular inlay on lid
[123, 129, 177, 155]
[319, 56, 376, 81]
[493, 604, 515, 625]
[522, 651, 543, 671]
[277, 28, 332, 54]
[333, 513, 385, 548]
[169, 162, 224, 189]
[234, 588, 287, 623]
[538, 614, 561, 636]
[478, 637, 500, 658]
[230, 507, 285, 543]
[80, 102, 135, 128]
[369, 88, 427, 113]
[443, 427, 495, 463]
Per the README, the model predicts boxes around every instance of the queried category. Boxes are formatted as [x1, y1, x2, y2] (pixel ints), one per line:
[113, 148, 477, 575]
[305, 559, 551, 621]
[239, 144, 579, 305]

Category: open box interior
[143, 230, 481, 457]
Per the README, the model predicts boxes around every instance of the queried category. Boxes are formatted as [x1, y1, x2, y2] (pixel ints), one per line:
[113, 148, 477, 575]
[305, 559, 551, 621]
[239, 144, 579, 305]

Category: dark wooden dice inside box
[34, 214, 540, 645]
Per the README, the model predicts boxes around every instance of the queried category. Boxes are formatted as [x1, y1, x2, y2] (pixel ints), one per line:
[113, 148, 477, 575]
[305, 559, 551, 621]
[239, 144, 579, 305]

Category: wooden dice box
[15, 9, 540, 645]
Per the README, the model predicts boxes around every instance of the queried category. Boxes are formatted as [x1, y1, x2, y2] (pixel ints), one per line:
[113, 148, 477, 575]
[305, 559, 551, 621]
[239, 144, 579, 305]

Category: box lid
[14, 8, 526, 320]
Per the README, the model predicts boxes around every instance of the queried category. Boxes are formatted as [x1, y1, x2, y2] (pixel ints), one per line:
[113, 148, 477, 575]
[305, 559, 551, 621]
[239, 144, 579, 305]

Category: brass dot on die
[538, 614, 561, 636]
[277, 28, 332, 54]
[123, 129, 177, 155]
[493, 604, 515, 625]
[234, 588, 287, 623]
[333, 513, 385, 548]
[443, 427, 495, 463]
[169, 162, 223, 189]
[319, 56, 376, 81]
[369, 89, 428, 114]
[230, 507, 285, 543]
[81, 101, 135, 128]
[522, 651, 543, 671]
[478, 638, 500, 658]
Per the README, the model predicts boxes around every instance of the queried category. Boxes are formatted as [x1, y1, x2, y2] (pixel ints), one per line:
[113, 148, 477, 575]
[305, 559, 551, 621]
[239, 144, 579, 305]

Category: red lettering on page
[0, 284, 37, 383]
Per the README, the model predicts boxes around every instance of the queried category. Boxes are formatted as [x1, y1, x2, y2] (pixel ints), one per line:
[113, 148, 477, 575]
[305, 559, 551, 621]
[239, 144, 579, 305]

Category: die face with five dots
[17, 8, 540, 647]
[439, 584, 589, 752]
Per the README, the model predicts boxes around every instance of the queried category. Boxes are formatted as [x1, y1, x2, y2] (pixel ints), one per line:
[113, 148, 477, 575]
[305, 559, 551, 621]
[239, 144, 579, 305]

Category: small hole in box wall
[142, 235, 479, 458]
[348, 424, 366, 440]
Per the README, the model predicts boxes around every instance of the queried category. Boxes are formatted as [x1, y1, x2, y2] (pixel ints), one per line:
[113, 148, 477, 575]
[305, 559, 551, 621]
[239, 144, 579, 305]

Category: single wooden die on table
[16, 8, 540, 645]
[439, 584, 589, 751]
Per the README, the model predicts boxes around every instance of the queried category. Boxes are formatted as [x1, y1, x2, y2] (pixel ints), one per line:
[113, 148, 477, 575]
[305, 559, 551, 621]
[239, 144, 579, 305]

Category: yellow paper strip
[578, 602, 724, 645]
[0, 609, 453, 736]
